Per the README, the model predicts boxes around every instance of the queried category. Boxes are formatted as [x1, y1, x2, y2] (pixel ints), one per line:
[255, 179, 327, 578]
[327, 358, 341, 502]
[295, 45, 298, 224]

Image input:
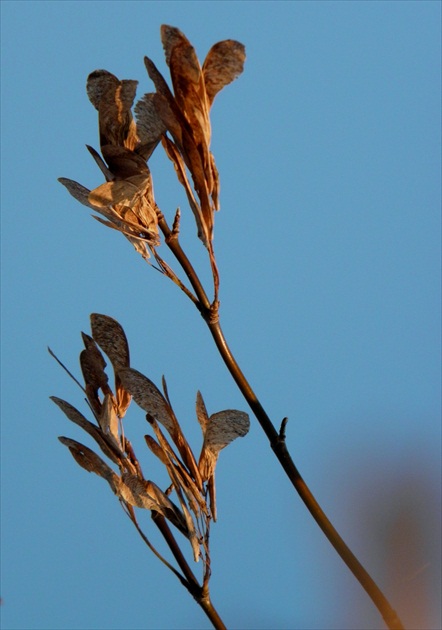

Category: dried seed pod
[134, 93, 167, 161]
[51, 396, 122, 465]
[118, 367, 177, 436]
[99, 394, 120, 444]
[58, 436, 120, 495]
[58, 178, 99, 210]
[86, 145, 114, 181]
[90, 313, 132, 418]
[202, 40, 246, 107]
[86, 69, 139, 151]
[198, 410, 250, 482]
[90, 314, 130, 371]
[195, 391, 209, 433]
[80, 334, 109, 391]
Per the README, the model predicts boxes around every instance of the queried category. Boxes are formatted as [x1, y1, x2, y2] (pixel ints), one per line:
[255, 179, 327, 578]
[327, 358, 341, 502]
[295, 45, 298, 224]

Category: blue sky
[1, 2, 440, 629]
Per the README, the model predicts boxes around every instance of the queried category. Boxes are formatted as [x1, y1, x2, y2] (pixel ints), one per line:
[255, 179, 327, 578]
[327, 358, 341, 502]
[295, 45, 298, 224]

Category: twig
[159, 222, 405, 630]
[151, 512, 227, 630]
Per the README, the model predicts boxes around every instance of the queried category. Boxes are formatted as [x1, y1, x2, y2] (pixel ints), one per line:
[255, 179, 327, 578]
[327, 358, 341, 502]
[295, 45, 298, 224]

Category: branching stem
[151, 512, 227, 630]
[207, 319, 404, 630]
[157, 218, 405, 630]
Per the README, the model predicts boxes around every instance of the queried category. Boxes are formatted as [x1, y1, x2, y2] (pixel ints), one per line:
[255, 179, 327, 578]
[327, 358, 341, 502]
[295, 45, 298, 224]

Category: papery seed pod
[86, 69, 139, 151]
[90, 313, 132, 419]
[86, 145, 114, 181]
[195, 391, 210, 433]
[202, 40, 246, 107]
[145, 480, 189, 536]
[118, 472, 162, 510]
[51, 396, 122, 465]
[118, 367, 177, 436]
[99, 394, 120, 445]
[58, 436, 120, 495]
[88, 174, 158, 239]
[58, 177, 100, 210]
[101, 145, 150, 179]
[80, 335, 109, 389]
[134, 93, 167, 161]
[198, 410, 250, 482]
[90, 314, 130, 371]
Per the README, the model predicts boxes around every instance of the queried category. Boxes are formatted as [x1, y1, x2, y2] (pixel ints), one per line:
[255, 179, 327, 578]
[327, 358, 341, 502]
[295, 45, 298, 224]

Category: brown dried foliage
[51, 313, 249, 573]
[59, 24, 245, 256]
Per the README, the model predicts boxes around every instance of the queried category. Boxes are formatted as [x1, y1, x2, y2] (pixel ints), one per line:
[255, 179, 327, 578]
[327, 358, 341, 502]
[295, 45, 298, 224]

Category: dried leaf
[198, 449, 218, 485]
[161, 375, 171, 405]
[161, 25, 193, 68]
[152, 92, 184, 146]
[88, 174, 158, 239]
[145, 53, 214, 244]
[144, 434, 169, 466]
[207, 473, 217, 522]
[123, 438, 143, 478]
[150, 429, 200, 560]
[148, 419, 204, 512]
[210, 151, 220, 211]
[118, 367, 176, 436]
[160, 135, 207, 244]
[202, 40, 246, 107]
[161, 25, 210, 142]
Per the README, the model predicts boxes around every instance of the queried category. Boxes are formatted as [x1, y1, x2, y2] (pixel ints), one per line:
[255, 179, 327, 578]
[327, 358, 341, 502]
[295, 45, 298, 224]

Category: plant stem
[157, 219, 405, 630]
[207, 319, 404, 630]
[151, 512, 227, 630]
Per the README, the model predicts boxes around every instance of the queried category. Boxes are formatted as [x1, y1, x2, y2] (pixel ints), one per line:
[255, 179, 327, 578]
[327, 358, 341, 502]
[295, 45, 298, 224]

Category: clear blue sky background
[1, 2, 440, 629]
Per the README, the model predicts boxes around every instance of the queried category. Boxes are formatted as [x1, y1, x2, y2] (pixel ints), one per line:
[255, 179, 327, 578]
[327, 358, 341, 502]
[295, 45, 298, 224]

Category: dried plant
[56, 25, 405, 629]
[51, 313, 249, 628]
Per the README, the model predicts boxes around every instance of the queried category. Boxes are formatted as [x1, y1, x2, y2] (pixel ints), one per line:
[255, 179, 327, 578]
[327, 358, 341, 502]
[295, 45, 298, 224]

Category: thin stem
[158, 223, 405, 630]
[123, 502, 189, 589]
[151, 511, 201, 592]
[151, 512, 227, 630]
[207, 320, 404, 630]
[158, 215, 211, 312]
